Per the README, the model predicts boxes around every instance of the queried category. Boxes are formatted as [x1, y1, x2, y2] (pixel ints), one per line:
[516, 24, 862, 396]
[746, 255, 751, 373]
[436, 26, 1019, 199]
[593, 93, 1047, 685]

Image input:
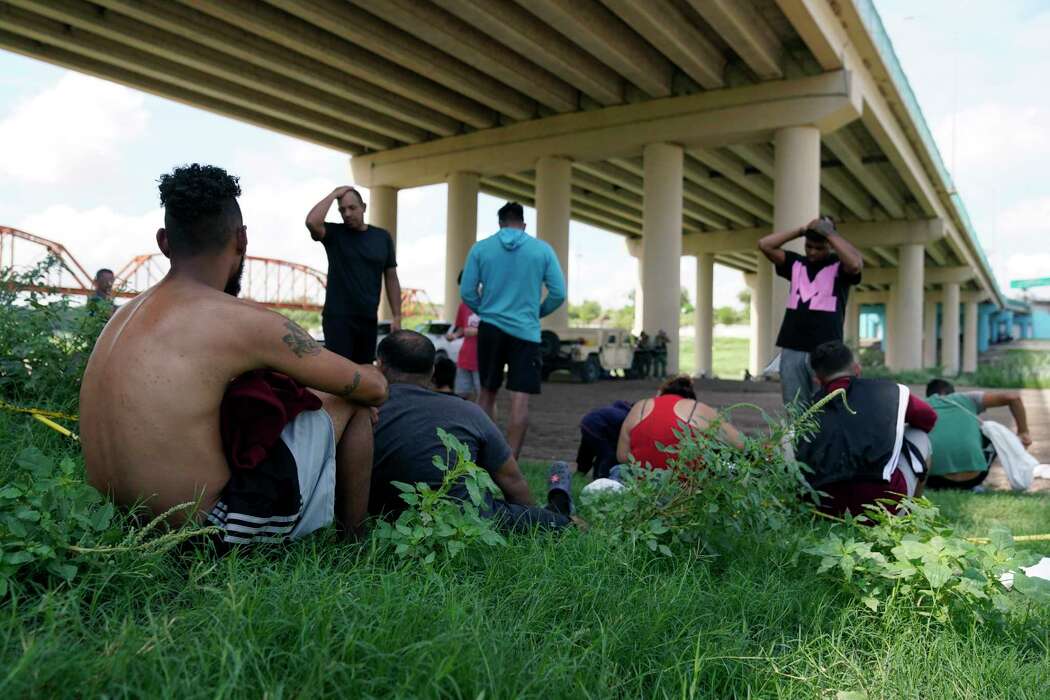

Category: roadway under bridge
[0, 0, 1004, 376]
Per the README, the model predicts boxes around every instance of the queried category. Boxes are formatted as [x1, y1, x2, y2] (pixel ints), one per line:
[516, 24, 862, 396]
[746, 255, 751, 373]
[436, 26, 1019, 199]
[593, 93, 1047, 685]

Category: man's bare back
[81, 276, 385, 523]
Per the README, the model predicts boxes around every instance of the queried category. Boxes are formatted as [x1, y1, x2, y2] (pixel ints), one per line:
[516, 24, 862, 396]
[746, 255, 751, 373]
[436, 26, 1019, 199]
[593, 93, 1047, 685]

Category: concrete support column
[641, 142, 683, 375]
[536, 155, 572, 330]
[754, 258, 774, 374]
[369, 186, 399, 321]
[922, 298, 938, 368]
[941, 282, 961, 376]
[695, 252, 714, 377]
[884, 290, 897, 368]
[894, 244, 924, 370]
[844, 296, 860, 346]
[445, 172, 479, 321]
[744, 273, 762, 376]
[978, 304, 992, 353]
[771, 126, 821, 342]
[963, 300, 979, 374]
[633, 264, 644, 334]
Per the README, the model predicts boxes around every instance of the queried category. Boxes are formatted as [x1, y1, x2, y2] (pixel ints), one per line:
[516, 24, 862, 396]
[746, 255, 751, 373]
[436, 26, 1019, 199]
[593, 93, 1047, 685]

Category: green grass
[679, 336, 750, 379]
[2, 410, 1049, 698]
[862, 349, 1050, 389]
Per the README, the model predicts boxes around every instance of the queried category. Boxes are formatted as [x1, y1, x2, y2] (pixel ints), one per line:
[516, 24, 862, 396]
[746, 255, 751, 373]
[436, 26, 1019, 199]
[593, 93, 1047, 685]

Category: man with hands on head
[307, 185, 402, 364]
[758, 217, 863, 408]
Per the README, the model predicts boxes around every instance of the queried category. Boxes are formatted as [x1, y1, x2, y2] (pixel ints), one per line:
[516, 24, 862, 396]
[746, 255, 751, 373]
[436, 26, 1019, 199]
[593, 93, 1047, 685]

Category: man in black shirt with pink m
[758, 217, 863, 408]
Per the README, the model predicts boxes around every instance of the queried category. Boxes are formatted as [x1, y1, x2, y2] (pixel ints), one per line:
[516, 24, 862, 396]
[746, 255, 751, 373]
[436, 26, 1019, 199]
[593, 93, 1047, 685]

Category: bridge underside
[0, 0, 1002, 376]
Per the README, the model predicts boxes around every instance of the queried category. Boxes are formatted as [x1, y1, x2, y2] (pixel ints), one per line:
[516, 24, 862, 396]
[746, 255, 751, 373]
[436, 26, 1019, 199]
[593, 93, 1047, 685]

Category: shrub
[580, 400, 822, 558]
[0, 447, 120, 596]
[0, 256, 109, 412]
[372, 429, 507, 565]
[805, 498, 1050, 625]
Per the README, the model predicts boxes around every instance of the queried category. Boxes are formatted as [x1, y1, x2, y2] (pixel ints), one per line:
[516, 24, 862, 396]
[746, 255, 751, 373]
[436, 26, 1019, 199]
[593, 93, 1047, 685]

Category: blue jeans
[779, 348, 815, 408]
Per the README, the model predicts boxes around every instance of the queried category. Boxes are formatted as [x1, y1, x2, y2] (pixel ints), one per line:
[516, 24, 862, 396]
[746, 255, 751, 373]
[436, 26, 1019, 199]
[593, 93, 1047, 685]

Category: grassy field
[2, 408, 1049, 698]
[861, 349, 1050, 389]
[678, 336, 750, 379]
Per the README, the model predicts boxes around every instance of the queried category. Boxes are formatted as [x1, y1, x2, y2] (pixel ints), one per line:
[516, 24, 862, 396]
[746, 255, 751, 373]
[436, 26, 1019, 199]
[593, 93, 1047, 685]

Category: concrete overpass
[0, 0, 1003, 377]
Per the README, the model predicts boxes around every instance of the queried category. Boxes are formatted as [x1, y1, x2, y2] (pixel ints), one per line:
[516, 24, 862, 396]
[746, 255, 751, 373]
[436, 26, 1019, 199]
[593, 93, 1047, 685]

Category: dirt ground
[491, 375, 1050, 494]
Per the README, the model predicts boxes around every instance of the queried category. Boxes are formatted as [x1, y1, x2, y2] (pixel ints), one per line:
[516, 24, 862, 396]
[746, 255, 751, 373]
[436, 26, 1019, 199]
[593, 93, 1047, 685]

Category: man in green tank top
[925, 379, 1032, 490]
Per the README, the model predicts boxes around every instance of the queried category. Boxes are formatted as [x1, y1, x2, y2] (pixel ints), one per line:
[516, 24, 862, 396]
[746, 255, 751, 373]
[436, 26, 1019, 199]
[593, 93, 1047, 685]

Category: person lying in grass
[615, 375, 744, 474]
[796, 341, 937, 516]
[924, 378, 1032, 490]
[365, 330, 574, 531]
[80, 164, 388, 545]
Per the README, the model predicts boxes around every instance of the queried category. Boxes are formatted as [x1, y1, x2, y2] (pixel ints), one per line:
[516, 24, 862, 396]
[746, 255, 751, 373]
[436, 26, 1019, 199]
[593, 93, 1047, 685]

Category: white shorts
[207, 409, 336, 544]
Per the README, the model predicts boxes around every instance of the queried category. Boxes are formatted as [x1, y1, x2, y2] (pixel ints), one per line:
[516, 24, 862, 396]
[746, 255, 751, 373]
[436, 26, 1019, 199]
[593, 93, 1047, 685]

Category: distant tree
[714, 306, 744, 326]
[610, 305, 635, 331]
[737, 289, 751, 307]
[569, 299, 603, 325]
[680, 286, 694, 315]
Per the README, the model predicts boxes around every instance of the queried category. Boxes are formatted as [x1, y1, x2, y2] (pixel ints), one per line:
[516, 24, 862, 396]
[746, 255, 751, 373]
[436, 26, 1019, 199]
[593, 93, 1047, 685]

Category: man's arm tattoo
[281, 321, 322, 358]
[341, 371, 362, 398]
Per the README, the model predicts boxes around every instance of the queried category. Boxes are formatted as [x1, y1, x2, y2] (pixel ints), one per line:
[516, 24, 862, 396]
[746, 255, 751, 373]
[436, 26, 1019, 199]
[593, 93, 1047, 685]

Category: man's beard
[224, 256, 245, 297]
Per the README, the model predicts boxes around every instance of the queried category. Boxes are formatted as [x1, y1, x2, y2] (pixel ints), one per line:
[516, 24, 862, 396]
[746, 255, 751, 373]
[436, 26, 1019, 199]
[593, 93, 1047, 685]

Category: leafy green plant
[580, 401, 821, 558]
[0, 256, 109, 413]
[373, 429, 507, 564]
[0, 447, 122, 596]
[805, 497, 1050, 624]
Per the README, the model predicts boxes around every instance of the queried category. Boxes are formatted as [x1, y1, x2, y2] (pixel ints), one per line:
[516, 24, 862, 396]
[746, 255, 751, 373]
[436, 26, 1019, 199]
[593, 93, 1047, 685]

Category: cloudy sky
[0, 0, 1046, 308]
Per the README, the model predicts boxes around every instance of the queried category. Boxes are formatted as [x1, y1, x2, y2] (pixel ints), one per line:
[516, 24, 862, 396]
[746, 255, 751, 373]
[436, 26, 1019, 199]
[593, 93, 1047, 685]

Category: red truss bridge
[2, 226, 438, 315]
[115, 253, 327, 311]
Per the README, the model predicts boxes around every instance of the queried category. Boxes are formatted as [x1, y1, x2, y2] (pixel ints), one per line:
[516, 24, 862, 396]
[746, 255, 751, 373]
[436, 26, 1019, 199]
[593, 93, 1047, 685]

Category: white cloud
[16, 204, 161, 280]
[935, 104, 1050, 179]
[997, 195, 1050, 241]
[979, 195, 1050, 297]
[0, 73, 148, 184]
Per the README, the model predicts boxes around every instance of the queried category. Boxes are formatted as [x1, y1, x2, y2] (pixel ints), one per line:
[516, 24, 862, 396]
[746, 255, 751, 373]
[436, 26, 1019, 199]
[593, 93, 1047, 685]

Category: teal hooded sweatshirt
[459, 227, 566, 343]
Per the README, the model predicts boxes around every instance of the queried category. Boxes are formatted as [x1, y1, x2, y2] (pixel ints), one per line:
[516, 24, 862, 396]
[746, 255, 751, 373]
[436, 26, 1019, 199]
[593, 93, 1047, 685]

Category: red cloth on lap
[220, 370, 322, 470]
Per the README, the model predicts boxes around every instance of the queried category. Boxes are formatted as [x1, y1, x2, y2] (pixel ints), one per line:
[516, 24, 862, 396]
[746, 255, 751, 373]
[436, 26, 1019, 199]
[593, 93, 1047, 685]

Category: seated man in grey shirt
[370, 330, 572, 532]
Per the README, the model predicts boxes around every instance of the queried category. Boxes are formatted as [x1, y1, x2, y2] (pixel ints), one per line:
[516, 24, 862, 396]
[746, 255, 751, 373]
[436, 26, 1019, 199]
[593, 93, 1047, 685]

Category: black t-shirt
[370, 383, 512, 517]
[320, 222, 396, 318]
[775, 251, 860, 352]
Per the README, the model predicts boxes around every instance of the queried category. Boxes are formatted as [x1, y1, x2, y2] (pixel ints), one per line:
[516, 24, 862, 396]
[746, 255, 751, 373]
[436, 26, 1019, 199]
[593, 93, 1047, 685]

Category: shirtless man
[80, 164, 387, 543]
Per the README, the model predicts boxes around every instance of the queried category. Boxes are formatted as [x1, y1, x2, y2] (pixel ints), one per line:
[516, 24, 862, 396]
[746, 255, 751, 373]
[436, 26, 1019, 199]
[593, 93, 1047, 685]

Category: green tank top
[928, 393, 985, 475]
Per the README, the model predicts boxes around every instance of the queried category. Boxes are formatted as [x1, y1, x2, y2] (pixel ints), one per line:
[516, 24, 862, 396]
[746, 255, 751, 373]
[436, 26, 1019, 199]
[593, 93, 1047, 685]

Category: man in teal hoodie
[460, 202, 566, 459]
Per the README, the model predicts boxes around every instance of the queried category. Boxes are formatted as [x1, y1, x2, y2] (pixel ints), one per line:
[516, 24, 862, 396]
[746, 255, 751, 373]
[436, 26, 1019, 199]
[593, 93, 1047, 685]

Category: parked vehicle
[415, 320, 463, 362]
[540, 327, 635, 383]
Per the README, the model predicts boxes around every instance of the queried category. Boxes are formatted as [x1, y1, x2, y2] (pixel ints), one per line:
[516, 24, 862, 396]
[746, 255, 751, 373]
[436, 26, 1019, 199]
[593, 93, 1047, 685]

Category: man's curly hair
[157, 164, 242, 256]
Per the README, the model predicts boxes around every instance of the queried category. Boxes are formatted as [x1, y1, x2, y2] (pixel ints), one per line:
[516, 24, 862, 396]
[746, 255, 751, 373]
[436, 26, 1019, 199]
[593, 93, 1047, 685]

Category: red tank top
[629, 395, 696, 471]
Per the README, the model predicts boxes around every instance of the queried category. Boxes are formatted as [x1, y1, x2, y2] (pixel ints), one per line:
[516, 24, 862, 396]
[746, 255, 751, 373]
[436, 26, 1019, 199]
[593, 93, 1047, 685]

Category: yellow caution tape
[0, 399, 79, 422]
[0, 399, 79, 441]
[32, 413, 78, 442]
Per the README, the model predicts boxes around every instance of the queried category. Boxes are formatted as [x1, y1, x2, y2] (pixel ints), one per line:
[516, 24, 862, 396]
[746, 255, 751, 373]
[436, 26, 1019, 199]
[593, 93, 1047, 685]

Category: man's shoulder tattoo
[282, 321, 322, 358]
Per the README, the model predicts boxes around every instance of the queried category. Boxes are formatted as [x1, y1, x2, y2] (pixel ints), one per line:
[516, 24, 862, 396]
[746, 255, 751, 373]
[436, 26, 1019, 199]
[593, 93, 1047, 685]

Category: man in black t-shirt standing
[758, 217, 862, 407]
[306, 186, 401, 364]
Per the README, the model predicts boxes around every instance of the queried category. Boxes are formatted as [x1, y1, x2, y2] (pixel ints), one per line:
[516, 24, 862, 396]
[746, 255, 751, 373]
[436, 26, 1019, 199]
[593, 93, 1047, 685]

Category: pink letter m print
[787, 261, 839, 312]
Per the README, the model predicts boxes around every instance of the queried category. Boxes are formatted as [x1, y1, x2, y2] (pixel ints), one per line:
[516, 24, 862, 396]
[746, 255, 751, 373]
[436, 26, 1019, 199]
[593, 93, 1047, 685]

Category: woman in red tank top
[616, 376, 743, 472]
